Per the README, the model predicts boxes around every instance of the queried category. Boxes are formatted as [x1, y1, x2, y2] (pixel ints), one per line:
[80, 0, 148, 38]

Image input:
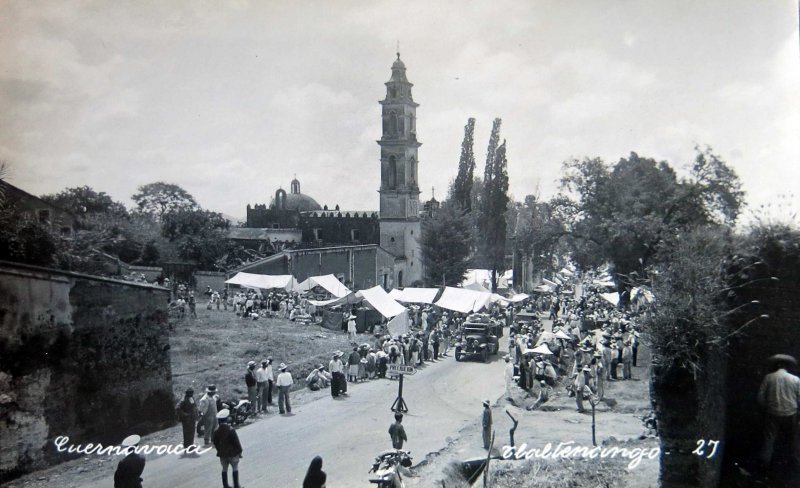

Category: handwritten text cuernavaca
[53, 436, 212, 457]
[501, 439, 719, 470]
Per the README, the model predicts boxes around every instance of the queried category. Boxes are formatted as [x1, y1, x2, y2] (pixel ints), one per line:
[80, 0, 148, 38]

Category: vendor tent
[554, 330, 572, 340]
[308, 293, 361, 308]
[600, 292, 620, 306]
[294, 274, 351, 298]
[225, 272, 297, 291]
[386, 310, 411, 336]
[356, 286, 406, 319]
[464, 281, 492, 294]
[388, 287, 441, 304]
[435, 287, 492, 314]
[509, 293, 529, 303]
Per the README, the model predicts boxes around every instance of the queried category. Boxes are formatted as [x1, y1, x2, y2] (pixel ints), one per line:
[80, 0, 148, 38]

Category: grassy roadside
[170, 307, 365, 402]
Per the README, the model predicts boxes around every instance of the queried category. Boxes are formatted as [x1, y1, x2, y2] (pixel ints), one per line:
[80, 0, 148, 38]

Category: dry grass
[169, 308, 358, 402]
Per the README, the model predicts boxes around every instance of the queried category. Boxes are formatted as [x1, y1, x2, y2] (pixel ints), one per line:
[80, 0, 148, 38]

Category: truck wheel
[455, 348, 461, 361]
[482, 350, 488, 363]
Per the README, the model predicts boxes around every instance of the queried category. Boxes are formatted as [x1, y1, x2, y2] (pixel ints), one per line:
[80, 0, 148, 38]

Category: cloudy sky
[1, 1, 798, 220]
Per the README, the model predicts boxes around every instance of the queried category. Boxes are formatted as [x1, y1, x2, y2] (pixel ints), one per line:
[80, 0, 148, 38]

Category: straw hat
[121, 435, 140, 447]
[279, 363, 287, 370]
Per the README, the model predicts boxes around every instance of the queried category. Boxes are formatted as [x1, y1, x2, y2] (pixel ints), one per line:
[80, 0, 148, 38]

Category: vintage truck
[454, 317, 502, 363]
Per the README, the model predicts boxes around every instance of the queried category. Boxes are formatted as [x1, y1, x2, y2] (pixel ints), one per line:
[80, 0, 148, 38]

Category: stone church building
[232, 53, 425, 288]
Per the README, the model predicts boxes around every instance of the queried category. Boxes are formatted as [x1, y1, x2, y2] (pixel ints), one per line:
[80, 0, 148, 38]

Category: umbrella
[767, 354, 797, 367]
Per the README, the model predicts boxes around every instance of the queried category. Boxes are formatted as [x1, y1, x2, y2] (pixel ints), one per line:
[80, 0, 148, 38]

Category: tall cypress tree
[452, 118, 476, 211]
[478, 119, 509, 291]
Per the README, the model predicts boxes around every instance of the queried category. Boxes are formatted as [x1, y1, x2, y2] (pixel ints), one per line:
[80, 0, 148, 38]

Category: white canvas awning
[356, 286, 406, 318]
[600, 292, 620, 306]
[509, 293, 529, 303]
[388, 287, 440, 304]
[464, 281, 492, 293]
[386, 310, 410, 336]
[435, 287, 491, 313]
[554, 330, 573, 340]
[225, 272, 297, 291]
[294, 274, 351, 298]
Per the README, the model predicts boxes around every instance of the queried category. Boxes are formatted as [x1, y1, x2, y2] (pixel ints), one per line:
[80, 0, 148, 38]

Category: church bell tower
[378, 52, 422, 287]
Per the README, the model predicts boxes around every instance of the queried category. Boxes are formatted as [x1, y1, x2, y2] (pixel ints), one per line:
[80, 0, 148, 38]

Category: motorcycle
[220, 398, 252, 425]
[369, 450, 412, 488]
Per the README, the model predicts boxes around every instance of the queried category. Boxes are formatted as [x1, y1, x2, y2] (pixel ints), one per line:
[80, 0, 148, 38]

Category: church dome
[392, 54, 406, 70]
[270, 178, 323, 212]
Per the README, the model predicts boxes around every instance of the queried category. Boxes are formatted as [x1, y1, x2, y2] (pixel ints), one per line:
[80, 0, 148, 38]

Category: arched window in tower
[275, 189, 287, 210]
[396, 113, 404, 136]
[409, 157, 416, 185]
[290, 179, 300, 194]
[389, 87, 397, 98]
[388, 111, 397, 135]
[388, 156, 397, 189]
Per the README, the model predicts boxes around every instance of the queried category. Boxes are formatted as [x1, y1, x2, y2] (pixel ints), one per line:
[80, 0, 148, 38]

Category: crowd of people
[507, 275, 645, 415]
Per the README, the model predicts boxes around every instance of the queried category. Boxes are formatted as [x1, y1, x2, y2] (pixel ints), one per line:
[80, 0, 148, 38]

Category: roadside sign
[388, 364, 416, 376]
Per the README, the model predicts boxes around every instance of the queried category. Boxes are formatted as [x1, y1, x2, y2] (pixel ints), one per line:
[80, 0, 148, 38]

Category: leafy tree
[139, 240, 160, 265]
[553, 148, 744, 286]
[131, 182, 198, 220]
[0, 205, 59, 267]
[41, 186, 129, 220]
[451, 118, 476, 211]
[161, 208, 232, 270]
[477, 118, 509, 291]
[419, 202, 473, 286]
[509, 195, 567, 279]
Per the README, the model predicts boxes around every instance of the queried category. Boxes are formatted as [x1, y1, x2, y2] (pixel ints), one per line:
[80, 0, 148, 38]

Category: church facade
[236, 53, 423, 288]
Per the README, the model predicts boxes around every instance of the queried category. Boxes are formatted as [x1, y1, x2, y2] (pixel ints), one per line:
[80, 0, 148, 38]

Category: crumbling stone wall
[0, 261, 174, 482]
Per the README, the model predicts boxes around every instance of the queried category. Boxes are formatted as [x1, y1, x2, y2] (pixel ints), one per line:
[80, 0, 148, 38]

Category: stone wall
[194, 271, 226, 293]
[0, 261, 173, 482]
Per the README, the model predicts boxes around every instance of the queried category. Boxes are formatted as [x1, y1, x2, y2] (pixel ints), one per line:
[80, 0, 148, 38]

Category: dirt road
[82, 343, 509, 488]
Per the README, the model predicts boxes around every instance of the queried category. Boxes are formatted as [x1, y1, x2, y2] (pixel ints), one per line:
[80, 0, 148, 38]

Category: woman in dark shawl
[302, 455, 326, 488]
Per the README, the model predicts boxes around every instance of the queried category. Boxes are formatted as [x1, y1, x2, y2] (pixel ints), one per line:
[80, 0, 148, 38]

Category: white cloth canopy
[464, 281, 492, 293]
[509, 293, 529, 303]
[542, 278, 559, 288]
[386, 310, 410, 336]
[435, 287, 491, 313]
[600, 292, 620, 306]
[294, 274, 351, 298]
[307, 294, 360, 307]
[388, 287, 440, 304]
[356, 286, 406, 318]
[225, 272, 297, 291]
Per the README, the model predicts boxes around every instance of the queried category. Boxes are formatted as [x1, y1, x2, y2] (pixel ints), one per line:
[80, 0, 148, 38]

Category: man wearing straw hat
[276, 363, 293, 414]
[212, 409, 244, 488]
[347, 313, 358, 343]
[114, 435, 145, 488]
[757, 353, 800, 472]
[198, 385, 220, 446]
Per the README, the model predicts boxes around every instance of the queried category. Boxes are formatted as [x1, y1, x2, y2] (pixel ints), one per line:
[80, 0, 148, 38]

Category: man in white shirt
[255, 359, 270, 413]
[276, 363, 293, 414]
[329, 352, 345, 398]
[757, 355, 800, 471]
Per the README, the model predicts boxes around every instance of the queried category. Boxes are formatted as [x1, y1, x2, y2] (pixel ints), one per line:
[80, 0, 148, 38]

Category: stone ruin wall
[0, 261, 174, 482]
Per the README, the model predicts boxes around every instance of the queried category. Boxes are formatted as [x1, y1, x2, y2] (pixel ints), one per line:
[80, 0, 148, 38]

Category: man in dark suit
[213, 409, 244, 488]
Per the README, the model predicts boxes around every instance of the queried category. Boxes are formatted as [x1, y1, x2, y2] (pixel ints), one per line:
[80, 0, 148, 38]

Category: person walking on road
[276, 363, 293, 414]
[389, 413, 408, 449]
[757, 354, 800, 474]
[212, 409, 244, 488]
[114, 435, 145, 488]
[176, 388, 198, 451]
[198, 385, 220, 446]
[302, 455, 327, 488]
[482, 400, 493, 450]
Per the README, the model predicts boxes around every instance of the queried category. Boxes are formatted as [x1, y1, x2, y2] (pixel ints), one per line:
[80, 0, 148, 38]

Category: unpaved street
[85, 341, 508, 488]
